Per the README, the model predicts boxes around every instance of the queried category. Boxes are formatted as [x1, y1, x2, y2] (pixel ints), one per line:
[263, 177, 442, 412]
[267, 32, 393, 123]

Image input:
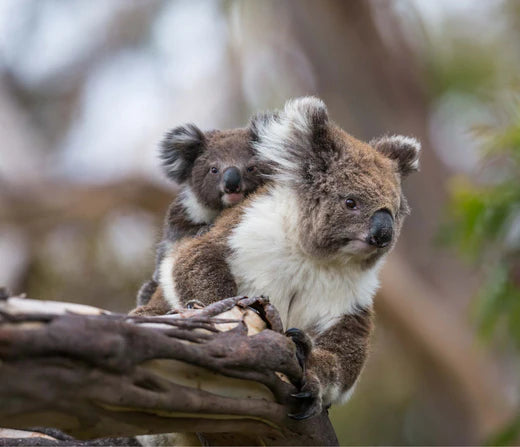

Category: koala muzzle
[368, 209, 393, 248]
[223, 166, 242, 193]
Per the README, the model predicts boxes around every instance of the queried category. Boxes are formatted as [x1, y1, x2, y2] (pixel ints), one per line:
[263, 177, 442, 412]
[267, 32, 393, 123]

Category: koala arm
[309, 308, 373, 405]
[159, 236, 238, 309]
[288, 308, 373, 419]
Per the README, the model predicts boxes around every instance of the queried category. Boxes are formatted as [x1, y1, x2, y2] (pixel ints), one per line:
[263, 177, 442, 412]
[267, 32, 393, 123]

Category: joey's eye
[345, 198, 357, 209]
[210, 167, 219, 174]
[247, 166, 256, 173]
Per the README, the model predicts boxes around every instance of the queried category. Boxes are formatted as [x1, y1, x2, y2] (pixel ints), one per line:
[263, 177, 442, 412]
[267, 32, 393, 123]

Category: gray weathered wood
[0, 293, 338, 446]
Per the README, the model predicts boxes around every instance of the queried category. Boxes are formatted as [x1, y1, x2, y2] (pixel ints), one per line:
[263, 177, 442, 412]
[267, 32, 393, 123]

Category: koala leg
[136, 278, 158, 306]
[287, 308, 373, 419]
[129, 286, 172, 316]
[136, 240, 168, 306]
[167, 240, 238, 308]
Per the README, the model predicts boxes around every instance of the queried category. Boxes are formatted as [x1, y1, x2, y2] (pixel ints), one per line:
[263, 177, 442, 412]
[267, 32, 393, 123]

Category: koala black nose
[368, 209, 393, 248]
[223, 166, 242, 193]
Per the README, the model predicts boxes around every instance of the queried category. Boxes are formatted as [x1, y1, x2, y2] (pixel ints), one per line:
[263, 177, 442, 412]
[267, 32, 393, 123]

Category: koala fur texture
[135, 119, 272, 307]
[139, 97, 420, 418]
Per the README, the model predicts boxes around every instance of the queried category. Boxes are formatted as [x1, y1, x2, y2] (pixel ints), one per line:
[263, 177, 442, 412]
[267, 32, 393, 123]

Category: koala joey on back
[145, 97, 420, 419]
[135, 118, 272, 308]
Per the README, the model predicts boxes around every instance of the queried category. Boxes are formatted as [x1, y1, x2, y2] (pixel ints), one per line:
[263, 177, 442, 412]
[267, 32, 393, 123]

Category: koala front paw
[285, 327, 322, 420]
[289, 370, 322, 420]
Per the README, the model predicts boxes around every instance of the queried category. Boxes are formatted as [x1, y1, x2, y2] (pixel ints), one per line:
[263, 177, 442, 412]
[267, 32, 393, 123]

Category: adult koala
[147, 97, 420, 418]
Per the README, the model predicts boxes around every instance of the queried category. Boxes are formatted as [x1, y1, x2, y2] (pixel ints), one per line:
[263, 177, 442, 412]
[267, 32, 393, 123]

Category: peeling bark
[0, 294, 338, 446]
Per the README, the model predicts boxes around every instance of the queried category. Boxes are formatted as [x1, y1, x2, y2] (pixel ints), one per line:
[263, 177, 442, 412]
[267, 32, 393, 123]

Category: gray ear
[371, 135, 421, 176]
[160, 124, 206, 183]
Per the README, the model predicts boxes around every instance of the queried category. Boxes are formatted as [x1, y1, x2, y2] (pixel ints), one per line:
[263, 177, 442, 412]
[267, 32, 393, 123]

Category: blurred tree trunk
[273, 0, 513, 441]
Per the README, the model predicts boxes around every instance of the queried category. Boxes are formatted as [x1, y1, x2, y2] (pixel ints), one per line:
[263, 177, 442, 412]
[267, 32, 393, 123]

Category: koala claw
[288, 375, 322, 420]
[185, 299, 206, 309]
[288, 407, 318, 421]
[196, 224, 213, 237]
[285, 328, 322, 420]
[285, 327, 312, 371]
[290, 391, 312, 399]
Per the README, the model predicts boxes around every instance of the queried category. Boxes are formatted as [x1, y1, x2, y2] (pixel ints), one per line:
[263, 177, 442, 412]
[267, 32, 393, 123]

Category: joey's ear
[160, 124, 206, 183]
[371, 135, 421, 176]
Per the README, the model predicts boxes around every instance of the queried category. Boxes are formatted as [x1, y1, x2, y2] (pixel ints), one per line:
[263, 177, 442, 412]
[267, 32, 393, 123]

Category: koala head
[159, 118, 272, 210]
[253, 97, 420, 266]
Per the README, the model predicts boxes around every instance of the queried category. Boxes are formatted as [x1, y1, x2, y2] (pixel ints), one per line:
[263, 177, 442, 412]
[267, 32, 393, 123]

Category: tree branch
[0, 294, 338, 446]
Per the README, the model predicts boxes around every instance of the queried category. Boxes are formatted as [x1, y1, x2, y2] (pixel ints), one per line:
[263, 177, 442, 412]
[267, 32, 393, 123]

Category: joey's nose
[368, 210, 393, 248]
[223, 166, 241, 193]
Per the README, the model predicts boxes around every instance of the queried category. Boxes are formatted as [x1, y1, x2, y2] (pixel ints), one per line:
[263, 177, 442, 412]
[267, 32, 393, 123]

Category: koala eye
[247, 166, 257, 173]
[210, 167, 219, 174]
[345, 198, 357, 210]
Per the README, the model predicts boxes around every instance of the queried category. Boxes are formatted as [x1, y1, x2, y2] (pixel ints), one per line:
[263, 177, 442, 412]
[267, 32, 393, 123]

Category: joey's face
[190, 129, 270, 210]
[297, 129, 408, 266]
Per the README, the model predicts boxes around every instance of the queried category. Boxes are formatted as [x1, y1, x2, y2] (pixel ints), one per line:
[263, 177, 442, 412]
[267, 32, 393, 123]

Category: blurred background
[0, 0, 519, 444]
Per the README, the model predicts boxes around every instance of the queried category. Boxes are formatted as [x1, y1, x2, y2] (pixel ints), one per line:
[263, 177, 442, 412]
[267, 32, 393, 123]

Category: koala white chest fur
[228, 185, 381, 333]
[180, 186, 220, 224]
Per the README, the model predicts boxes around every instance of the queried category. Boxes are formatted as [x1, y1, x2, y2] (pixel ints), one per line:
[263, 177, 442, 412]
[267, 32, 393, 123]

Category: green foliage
[445, 99, 520, 445]
[486, 415, 520, 446]
[445, 100, 520, 348]
[424, 38, 498, 99]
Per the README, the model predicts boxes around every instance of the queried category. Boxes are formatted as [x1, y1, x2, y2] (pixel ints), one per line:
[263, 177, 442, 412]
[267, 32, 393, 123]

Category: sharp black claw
[285, 327, 312, 371]
[246, 305, 261, 316]
[186, 299, 205, 310]
[288, 408, 315, 420]
[285, 328, 312, 354]
[291, 391, 312, 399]
[286, 327, 302, 337]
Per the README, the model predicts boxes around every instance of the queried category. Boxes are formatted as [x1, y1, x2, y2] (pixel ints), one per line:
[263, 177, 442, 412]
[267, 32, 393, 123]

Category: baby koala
[135, 117, 272, 309]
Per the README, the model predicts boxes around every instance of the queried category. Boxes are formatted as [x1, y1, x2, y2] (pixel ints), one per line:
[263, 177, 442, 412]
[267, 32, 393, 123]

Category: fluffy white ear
[252, 96, 328, 180]
[282, 96, 328, 133]
[371, 135, 421, 176]
[249, 111, 278, 142]
[160, 124, 206, 183]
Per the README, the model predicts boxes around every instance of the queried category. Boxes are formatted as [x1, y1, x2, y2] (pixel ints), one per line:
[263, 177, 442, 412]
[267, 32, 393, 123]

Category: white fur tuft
[393, 135, 420, 171]
[159, 245, 180, 308]
[337, 381, 358, 405]
[180, 186, 219, 224]
[385, 135, 421, 149]
[283, 96, 327, 134]
[163, 156, 186, 179]
[387, 135, 421, 165]
[371, 134, 421, 174]
[252, 97, 328, 183]
[173, 128, 201, 144]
